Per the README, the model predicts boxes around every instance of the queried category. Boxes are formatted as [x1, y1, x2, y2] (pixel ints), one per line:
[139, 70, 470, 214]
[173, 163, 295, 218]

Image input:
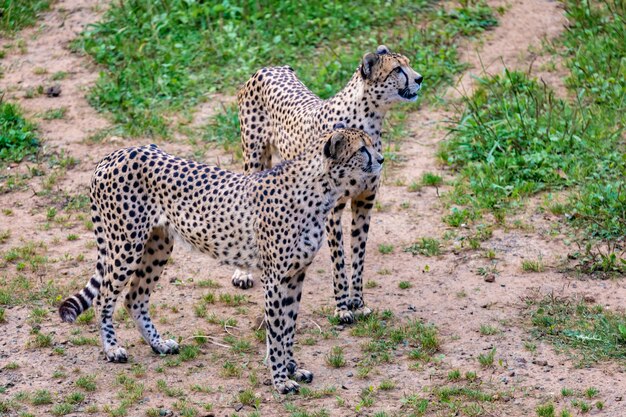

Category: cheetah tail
[58, 274, 101, 323]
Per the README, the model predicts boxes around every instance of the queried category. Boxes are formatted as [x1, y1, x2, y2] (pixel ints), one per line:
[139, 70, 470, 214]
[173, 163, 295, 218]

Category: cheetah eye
[394, 67, 402, 73]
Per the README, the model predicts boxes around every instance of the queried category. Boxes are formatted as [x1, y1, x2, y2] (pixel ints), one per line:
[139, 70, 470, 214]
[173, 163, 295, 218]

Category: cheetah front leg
[262, 271, 305, 394]
[124, 226, 179, 355]
[282, 271, 313, 384]
[326, 200, 354, 324]
[348, 189, 377, 318]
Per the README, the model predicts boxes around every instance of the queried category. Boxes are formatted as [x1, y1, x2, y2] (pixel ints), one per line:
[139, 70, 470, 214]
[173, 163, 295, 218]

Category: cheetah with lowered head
[58, 128, 383, 393]
[233, 45, 422, 323]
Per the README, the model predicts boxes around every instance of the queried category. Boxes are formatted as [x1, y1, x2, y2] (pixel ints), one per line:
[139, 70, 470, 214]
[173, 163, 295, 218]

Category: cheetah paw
[354, 305, 372, 318]
[334, 308, 355, 324]
[276, 379, 300, 394]
[151, 338, 179, 355]
[291, 369, 314, 383]
[231, 269, 254, 289]
[104, 346, 128, 363]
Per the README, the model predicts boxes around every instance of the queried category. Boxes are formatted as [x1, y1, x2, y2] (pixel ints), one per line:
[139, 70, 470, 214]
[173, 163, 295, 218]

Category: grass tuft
[528, 295, 626, 364]
[0, 99, 40, 163]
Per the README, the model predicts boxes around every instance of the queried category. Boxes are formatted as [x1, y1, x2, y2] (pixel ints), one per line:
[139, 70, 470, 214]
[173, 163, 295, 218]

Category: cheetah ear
[324, 132, 346, 160]
[376, 45, 390, 55]
[360, 53, 379, 80]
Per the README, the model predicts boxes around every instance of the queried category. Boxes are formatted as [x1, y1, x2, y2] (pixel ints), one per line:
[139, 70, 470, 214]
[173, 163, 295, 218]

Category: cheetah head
[360, 45, 423, 104]
[322, 127, 383, 193]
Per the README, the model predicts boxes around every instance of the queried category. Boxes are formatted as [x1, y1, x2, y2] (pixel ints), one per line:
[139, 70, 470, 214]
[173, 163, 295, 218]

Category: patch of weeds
[401, 394, 430, 414]
[477, 348, 496, 367]
[218, 293, 248, 306]
[404, 237, 442, 257]
[326, 346, 346, 368]
[398, 281, 412, 289]
[528, 294, 626, 364]
[220, 360, 242, 378]
[2, 241, 48, 272]
[196, 279, 220, 289]
[443, 207, 477, 227]
[156, 379, 185, 398]
[447, 369, 461, 381]
[28, 330, 53, 348]
[75, 374, 97, 392]
[31, 389, 52, 405]
[378, 244, 394, 255]
[0, 307, 5, 323]
[572, 400, 591, 413]
[522, 258, 545, 272]
[584, 387, 598, 399]
[51, 71, 68, 81]
[0, 99, 40, 163]
[407, 181, 423, 193]
[51, 403, 75, 416]
[0, 0, 50, 33]
[536, 403, 555, 417]
[223, 335, 253, 353]
[442, 0, 626, 266]
[237, 388, 260, 409]
[115, 372, 144, 408]
[178, 344, 200, 361]
[79, 0, 496, 139]
[422, 172, 443, 187]
[76, 308, 95, 325]
[69, 336, 99, 346]
[0, 229, 10, 244]
[204, 103, 241, 155]
[479, 324, 499, 336]
[365, 280, 379, 289]
[42, 107, 67, 120]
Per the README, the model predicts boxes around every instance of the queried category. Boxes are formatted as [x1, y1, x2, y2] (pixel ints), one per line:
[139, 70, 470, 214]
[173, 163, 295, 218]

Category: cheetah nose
[415, 75, 423, 85]
[377, 155, 384, 164]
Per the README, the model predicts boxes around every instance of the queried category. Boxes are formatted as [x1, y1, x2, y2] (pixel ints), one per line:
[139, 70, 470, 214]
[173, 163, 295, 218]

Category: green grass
[522, 258, 545, 272]
[31, 389, 52, 405]
[536, 403, 555, 417]
[404, 237, 442, 257]
[422, 172, 443, 187]
[401, 381, 502, 416]
[42, 107, 67, 120]
[0, 0, 50, 33]
[350, 311, 440, 375]
[75, 375, 97, 392]
[528, 295, 626, 364]
[78, 0, 496, 138]
[0, 99, 40, 163]
[440, 0, 625, 270]
[378, 243, 394, 255]
[325, 346, 346, 368]
[477, 348, 496, 367]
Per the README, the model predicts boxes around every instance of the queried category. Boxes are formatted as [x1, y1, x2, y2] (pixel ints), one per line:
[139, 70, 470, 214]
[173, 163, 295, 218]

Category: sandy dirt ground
[1, 0, 625, 416]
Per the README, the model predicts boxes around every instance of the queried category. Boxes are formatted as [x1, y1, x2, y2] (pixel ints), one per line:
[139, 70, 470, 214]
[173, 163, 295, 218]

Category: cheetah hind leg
[125, 226, 179, 355]
[231, 268, 254, 289]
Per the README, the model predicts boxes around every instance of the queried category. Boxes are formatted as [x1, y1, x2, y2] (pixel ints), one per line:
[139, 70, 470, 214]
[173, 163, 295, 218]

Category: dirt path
[1, 1, 625, 416]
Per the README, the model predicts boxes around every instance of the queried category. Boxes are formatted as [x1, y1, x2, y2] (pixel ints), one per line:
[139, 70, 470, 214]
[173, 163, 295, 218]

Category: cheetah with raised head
[233, 45, 422, 323]
[58, 128, 384, 393]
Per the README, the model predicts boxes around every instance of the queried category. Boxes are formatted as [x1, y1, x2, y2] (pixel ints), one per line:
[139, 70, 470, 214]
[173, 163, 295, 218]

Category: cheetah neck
[280, 156, 340, 213]
[324, 71, 389, 146]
